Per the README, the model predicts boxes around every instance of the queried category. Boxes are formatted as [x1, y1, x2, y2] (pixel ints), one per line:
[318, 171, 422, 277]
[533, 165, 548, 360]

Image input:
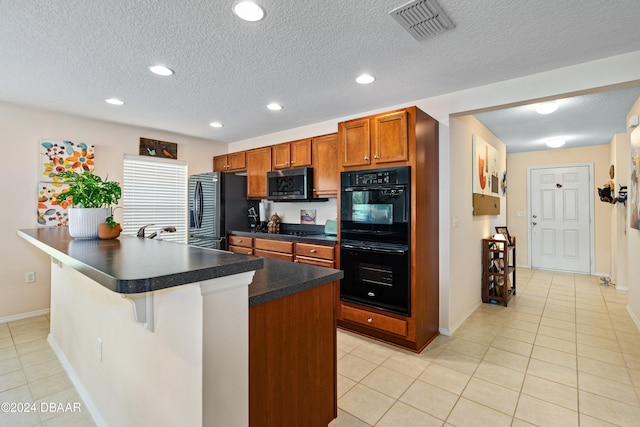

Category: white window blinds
[122, 154, 188, 243]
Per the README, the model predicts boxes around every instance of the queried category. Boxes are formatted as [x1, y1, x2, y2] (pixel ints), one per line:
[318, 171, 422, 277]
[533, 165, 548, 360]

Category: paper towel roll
[259, 202, 266, 222]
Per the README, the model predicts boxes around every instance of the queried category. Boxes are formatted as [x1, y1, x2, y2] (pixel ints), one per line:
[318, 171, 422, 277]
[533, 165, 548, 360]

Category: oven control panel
[343, 166, 410, 187]
[355, 171, 394, 185]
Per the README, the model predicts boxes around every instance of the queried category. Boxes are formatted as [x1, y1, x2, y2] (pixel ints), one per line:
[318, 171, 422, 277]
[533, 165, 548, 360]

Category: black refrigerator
[188, 172, 257, 250]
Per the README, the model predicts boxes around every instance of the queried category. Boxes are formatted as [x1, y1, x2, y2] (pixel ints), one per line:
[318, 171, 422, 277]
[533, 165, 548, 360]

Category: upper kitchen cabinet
[312, 133, 338, 198]
[272, 138, 312, 170]
[213, 152, 246, 172]
[339, 109, 409, 170]
[246, 147, 271, 199]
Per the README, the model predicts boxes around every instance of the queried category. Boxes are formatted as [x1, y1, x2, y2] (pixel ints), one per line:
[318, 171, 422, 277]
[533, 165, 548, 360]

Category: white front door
[530, 165, 591, 273]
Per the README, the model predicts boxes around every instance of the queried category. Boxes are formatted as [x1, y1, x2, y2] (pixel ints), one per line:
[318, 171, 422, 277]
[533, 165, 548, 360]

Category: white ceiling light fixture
[536, 102, 558, 115]
[209, 122, 223, 128]
[356, 74, 375, 84]
[105, 98, 125, 106]
[266, 103, 283, 111]
[233, 1, 265, 22]
[546, 138, 565, 148]
[149, 65, 174, 76]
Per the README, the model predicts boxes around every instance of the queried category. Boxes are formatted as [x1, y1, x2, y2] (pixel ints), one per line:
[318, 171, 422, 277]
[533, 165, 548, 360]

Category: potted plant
[56, 171, 122, 239]
[98, 212, 123, 240]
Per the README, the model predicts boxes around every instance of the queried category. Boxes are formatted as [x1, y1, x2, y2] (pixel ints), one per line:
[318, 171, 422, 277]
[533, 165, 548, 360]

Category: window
[122, 154, 187, 243]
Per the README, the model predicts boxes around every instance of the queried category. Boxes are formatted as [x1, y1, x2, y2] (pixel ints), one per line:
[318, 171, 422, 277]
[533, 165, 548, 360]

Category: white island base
[48, 258, 254, 427]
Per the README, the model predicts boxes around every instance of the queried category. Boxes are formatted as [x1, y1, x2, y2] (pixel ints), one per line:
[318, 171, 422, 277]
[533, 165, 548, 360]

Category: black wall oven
[340, 166, 411, 316]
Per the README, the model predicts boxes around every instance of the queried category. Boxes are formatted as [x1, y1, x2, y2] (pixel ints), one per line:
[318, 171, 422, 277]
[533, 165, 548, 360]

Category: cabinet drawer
[229, 235, 253, 248]
[295, 256, 334, 268]
[254, 238, 293, 254]
[228, 245, 253, 255]
[254, 249, 294, 262]
[295, 243, 334, 260]
[341, 305, 407, 337]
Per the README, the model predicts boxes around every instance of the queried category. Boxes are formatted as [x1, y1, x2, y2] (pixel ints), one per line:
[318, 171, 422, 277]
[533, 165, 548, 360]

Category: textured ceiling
[1, 1, 640, 146]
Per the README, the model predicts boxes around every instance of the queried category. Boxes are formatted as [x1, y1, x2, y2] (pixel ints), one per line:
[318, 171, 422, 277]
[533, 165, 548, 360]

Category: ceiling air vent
[389, 0, 455, 41]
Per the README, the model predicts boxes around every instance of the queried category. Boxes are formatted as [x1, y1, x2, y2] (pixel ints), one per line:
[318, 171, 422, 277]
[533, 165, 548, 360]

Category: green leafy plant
[56, 171, 122, 209]
[105, 216, 118, 227]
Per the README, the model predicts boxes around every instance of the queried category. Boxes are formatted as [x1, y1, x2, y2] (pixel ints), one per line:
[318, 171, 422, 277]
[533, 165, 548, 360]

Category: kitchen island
[18, 228, 342, 427]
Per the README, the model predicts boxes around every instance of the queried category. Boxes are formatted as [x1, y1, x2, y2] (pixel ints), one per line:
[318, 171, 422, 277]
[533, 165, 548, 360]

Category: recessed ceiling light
[209, 122, 223, 128]
[356, 74, 375, 84]
[105, 98, 124, 106]
[267, 103, 283, 111]
[233, 1, 265, 22]
[149, 65, 174, 76]
[536, 102, 558, 115]
[546, 138, 565, 148]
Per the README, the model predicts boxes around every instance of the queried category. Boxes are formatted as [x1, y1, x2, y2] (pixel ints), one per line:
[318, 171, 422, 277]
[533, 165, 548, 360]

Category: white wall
[626, 97, 640, 326]
[610, 133, 629, 289]
[0, 102, 227, 319]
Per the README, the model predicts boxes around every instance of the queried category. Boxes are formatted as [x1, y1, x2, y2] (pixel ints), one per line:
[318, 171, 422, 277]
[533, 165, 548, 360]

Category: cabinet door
[227, 151, 246, 171]
[272, 143, 291, 170]
[340, 118, 370, 168]
[312, 133, 338, 197]
[213, 155, 228, 172]
[290, 138, 312, 168]
[373, 110, 408, 164]
[254, 249, 294, 262]
[228, 245, 253, 255]
[246, 147, 272, 199]
[295, 256, 334, 268]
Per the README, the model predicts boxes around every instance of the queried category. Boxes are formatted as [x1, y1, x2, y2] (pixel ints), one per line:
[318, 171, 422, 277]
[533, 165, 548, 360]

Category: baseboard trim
[627, 305, 640, 332]
[444, 300, 483, 337]
[47, 334, 108, 427]
[0, 308, 50, 324]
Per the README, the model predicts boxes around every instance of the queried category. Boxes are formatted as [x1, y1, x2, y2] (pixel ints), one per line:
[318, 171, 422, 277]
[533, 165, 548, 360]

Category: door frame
[526, 162, 595, 274]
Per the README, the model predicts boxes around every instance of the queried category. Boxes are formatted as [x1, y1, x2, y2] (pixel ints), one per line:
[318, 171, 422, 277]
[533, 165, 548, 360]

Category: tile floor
[331, 268, 640, 427]
[2, 268, 639, 426]
[0, 315, 95, 427]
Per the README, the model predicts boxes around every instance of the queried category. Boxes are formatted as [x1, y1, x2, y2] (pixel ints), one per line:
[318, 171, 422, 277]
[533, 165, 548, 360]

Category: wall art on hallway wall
[630, 126, 640, 230]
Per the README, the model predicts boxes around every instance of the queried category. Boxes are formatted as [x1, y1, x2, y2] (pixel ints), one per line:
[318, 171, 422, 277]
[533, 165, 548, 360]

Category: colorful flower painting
[37, 182, 70, 226]
[38, 139, 95, 226]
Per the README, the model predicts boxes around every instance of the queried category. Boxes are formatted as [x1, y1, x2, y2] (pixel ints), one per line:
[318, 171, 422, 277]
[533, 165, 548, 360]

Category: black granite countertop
[228, 229, 338, 245]
[248, 258, 343, 307]
[18, 228, 263, 294]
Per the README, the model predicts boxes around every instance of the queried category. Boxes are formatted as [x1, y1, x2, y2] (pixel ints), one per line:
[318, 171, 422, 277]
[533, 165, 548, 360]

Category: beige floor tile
[576, 323, 614, 339]
[578, 371, 639, 407]
[543, 306, 575, 319]
[0, 356, 22, 376]
[534, 334, 577, 354]
[496, 327, 536, 345]
[576, 343, 625, 366]
[337, 354, 378, 382]
[336, 330, 368, 353]
[0, 337, 13, 350]
[418, 364, 470, 395]
[0, 369, 27, 393]
[361, 366, 414, 399]
[461, 377, 518, 416]
[337, 374, 357, 399]
[506, 319, 539, 333]
[328, 409, 370, 427]
[350, 342, 394, 365]
[521, 374, 577, 411]
[575, 315, 610, 328]
[446, 397, 512, 427]
[375, 401, 443, 427]
[29, 371, 72, 401]
[444, 338, 488, 359]
[537, 324, 576, 342]
[539, 316, 576, 332]
[508, 312, 542, 325]
[338, 384, 394, 426]
[577, 356, 632, 385]
[7, 316, 49, 328]
[531, 345, 576, 369]
[527, 358, 577, 387]
[18, 348, 57, 369]
[11, 330, 49, 346]
[579, 390, 640, 426]
[382, 352, 429, 378]
[0, 347, 18, 361]
[483, 347, 529, 372]
[42, 409, 96, 427]
[578, 413, 619, 427]
[619, 340, 640, 357]
[576, 333, 620, 351]
[337, 349, 348, 360]
[432, 349, 480, 376]
[22, 359, 65, 384]
[491, 335, 533, 358]
[34, 387, 85, 423]
[473, 360, 525, 391]
[15, 339, 52, 357]
[515, 394, 578, 427]
[399, 380, 458, 421]
[615, 329, 640, 344]
[623, 353, 640, 371]
[0, 384, 40, 427]
[453, 327, 496, 346]
[9, 321, 49, 337]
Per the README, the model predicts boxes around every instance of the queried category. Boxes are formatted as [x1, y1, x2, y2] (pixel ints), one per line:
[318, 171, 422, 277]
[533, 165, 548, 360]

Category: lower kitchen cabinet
[250, 281, 337, 427]
[253, 238, 294, 262]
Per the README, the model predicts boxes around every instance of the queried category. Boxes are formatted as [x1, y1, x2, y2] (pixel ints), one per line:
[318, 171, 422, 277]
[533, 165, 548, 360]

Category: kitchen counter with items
[228, 229, 338, 244]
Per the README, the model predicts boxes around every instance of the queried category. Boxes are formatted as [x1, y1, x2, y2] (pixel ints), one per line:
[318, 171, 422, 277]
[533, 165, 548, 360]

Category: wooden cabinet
[339, 110, 409, 170]
[311, 133, 338, 198]
[295, 242, 335, 268]
[246, 147, 272, 199]
[337, 106, 439, 352]
[214, 152, 246, 172]
[482, 237, 516, 306]
[228, 235, 253, 255]
[272, 139, 312, 170]
[254, 238, 294, 262]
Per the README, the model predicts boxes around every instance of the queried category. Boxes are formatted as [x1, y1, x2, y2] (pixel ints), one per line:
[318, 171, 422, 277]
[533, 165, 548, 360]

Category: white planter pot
[68, 207, 111, 239]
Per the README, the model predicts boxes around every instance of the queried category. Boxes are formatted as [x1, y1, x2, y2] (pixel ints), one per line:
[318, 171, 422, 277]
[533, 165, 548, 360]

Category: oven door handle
[342, 244, 408, 254]
[342, 185, 406, 192]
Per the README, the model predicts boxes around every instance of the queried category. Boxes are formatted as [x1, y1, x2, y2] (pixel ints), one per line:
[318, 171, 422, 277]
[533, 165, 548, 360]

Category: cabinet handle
[290, 161, 294, 165]
[374, 155, 379, 159]
[285, 161, 290, 165]
[237, 239, 242, 243]
[367, 318, 373, 323]
[294, 259, 299, 263]
[247, 251, 252, 255]
[310, 249, 317, 253]
[364, 156, 370, 161]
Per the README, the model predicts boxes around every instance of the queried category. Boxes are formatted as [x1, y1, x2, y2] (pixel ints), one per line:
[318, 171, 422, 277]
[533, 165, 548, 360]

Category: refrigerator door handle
[194, 180, 204, 229]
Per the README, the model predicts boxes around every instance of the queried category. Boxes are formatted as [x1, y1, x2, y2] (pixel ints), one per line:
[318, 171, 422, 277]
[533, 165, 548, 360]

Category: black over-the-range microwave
[266, 167, 315, 201]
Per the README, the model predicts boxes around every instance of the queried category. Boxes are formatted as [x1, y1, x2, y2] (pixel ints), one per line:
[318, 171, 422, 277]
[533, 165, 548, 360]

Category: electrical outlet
[97, 338, 103, 361]
[25, 272, 35, 283]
